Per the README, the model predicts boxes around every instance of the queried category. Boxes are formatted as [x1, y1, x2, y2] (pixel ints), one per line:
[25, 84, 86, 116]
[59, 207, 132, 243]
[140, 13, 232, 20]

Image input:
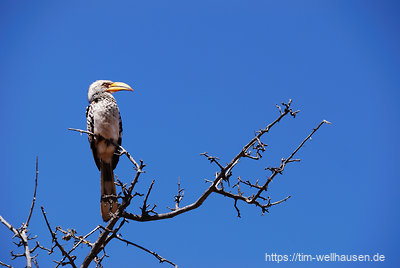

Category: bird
[86, 80, 133, 221]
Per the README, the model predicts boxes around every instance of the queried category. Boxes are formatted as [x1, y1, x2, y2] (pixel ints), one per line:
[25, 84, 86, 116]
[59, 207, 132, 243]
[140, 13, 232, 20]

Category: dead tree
[0, 158, 53, 268]
[0, 100, 330, 268]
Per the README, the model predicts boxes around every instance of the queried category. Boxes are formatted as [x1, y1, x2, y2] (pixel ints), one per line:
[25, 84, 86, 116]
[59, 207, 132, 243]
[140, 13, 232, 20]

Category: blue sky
[0, 0, 399, 267]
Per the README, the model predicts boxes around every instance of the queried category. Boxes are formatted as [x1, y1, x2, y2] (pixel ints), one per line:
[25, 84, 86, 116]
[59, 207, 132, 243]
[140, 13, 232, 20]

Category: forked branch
[0, 157, 42, 268]
[67, 99, 329, 267]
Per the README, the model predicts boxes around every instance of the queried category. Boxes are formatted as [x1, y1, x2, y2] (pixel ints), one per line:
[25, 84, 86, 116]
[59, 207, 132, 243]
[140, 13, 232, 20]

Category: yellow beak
[106, 82, 134, 93]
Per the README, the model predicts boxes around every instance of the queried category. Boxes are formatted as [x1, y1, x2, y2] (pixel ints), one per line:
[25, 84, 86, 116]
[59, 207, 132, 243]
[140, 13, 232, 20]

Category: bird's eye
[103, 82, 111, 88]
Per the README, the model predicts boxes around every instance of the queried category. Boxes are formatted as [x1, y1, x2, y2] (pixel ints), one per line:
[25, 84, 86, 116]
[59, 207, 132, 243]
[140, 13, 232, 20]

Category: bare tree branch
[40, 207, 77, 268]
[2, 100, 328, 267]
[25, 157, 39, 228]
[114, 234, 177, 268]
[251, 119, 330, 202]
[168, 177, 184, 211]
[66, 100, 329, 267]
[0, 216, 32, 267]
[0, 158, 41, 268]
[93, 248, 108, 268]
[80, 215, 120, 267]
[30, 241, 53, 255]
[80, 160, 147, 267]
[67, 128, 142, 171]
[200, 152, 224, 170]
[0, 260, 13, 268]
[120, 100, 327, 222]
[67, 129, 174, 267]
[141, 180, 156, 216]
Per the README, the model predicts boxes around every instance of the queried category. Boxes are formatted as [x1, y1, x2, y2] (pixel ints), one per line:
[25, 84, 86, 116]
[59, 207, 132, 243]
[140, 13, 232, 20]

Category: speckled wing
[112, 112, 122, 170]
[86, 104, 101, 170]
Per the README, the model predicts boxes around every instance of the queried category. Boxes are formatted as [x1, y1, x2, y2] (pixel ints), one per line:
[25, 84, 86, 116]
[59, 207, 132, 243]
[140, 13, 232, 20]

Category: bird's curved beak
[107, 82, 134, 93]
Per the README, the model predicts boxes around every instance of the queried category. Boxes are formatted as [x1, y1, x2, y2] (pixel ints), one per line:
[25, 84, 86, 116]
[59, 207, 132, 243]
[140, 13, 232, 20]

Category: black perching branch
[120, 99, 330, 221]
[8, 99, 328, 268]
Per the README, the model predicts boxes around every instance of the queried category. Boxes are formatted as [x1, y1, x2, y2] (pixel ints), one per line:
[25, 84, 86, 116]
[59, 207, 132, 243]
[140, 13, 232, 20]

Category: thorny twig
[141, 180, 157, 216]
[1, 100, 328, 267]
[95, 250, 108, 268]
[7, 99, 327, 268]
[40, 207, 77, 268]
[25, 157, 39, 228]
[114, 234, 178, 268]
[71, 147, 175, 268]
[167, 177, 185, 211]
[0, 157, 43, 268]
[251, 119, 330, 202]
[67, 128, 142, 171]
[121, 100, 328, 222]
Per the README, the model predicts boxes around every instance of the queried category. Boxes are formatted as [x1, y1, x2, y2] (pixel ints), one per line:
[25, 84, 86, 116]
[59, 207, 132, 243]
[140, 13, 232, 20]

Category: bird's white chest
[92, 102, 120, 141]
[91, 101, 120, 163]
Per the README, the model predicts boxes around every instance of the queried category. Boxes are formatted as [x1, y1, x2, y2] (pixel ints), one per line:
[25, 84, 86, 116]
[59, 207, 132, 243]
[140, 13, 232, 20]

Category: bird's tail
[100, 162, 119, 222]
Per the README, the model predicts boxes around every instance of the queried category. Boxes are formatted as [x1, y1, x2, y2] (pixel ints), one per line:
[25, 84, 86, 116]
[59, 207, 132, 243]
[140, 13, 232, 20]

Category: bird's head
[88, 80, 133, 102]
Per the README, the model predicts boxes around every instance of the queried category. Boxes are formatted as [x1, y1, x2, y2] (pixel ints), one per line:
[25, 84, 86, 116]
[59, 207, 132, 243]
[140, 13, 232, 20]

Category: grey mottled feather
[86, 94, 122, 170]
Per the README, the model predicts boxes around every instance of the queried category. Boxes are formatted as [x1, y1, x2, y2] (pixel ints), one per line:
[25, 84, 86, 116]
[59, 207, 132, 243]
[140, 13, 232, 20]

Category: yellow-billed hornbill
[86, 80, 133, 221]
